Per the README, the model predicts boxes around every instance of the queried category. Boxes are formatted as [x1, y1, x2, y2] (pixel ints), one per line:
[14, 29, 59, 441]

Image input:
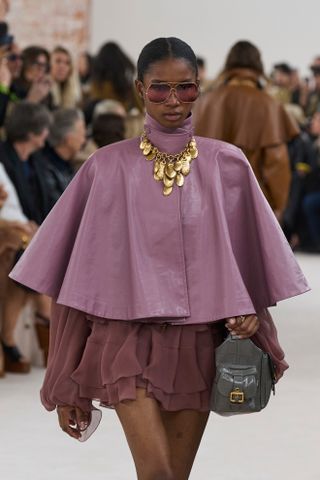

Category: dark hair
[196, 57, 205, 69]
[273, 62, 292, 75]
[21, 45, 50, 75]
[79, 51, 93, 83]
[5, 101, 52, 143]
[137, 37, 198, 82]
[224, 41, 264, 75]
[92, 42, 135, 99]
[92, 113, 125, 148]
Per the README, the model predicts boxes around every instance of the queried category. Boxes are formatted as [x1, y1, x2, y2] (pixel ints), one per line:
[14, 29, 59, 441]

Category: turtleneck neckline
[143, 113, 194, 154]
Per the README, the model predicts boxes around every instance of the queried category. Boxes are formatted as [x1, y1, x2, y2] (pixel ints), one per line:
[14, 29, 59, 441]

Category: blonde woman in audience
[50, 46, 81, 109]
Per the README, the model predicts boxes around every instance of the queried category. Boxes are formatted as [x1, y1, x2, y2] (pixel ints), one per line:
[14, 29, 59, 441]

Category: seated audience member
[0, 184, 34, 376]
[92, 98, 143, 139]
[6, 43, 23, 82]
[196, 56, 212, 92]
[290, 68, 309, 109]
[302, 110, 320, 251]
[92, 113, 125, 148]
[0, 101, 52, 372]
[41, 108, 86, 205]
[282, 106, 314, 247]
[83, 41, 142, 126]
[269, 62, 293, 104]
[12, 46, 53, 108]
[77, 51, 92, 99]
[305, 57, 320, 118]
[50, 46, 81, 109]
[0, 23, 21, 128]
[75, 100, 126, 165]
[0, 101, 52, 222]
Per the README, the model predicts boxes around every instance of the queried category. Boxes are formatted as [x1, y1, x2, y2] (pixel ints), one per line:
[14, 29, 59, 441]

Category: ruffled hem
[70, 319, 225, 412]
[40, 303, 288, 441]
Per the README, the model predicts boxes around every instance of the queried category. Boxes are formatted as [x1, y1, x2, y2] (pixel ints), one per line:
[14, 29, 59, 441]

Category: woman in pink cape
[10, 38, 309, 480]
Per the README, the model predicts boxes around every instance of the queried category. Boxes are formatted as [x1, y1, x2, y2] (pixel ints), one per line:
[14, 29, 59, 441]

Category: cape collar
[224, 68, 261, 88]
[143, 113, 194, 154]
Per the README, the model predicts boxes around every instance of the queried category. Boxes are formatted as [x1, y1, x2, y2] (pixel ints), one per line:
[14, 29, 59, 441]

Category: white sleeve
[0, 163, 28, 222]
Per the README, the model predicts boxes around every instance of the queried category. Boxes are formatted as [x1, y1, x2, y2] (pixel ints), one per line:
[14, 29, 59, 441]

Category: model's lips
[163, 112, 183, 121]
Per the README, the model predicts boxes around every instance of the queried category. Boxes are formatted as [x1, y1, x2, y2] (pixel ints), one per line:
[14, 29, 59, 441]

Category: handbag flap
[216, 366, 258, 398]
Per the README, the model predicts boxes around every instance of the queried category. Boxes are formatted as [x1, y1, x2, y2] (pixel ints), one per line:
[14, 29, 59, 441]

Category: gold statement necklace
[139, 131, 198, 196]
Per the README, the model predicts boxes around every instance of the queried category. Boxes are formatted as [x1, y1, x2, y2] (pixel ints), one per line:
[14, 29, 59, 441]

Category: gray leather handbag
[211, 335, 276, 415]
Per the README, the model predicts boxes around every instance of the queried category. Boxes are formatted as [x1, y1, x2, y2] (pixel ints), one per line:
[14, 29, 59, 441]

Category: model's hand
[225, 314, 259, 339]
[57, 405, 90, 440]
[27, 75, 52, 103]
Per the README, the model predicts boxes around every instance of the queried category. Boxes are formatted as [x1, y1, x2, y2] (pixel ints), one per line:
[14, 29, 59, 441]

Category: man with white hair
[41, 108, 86, 206]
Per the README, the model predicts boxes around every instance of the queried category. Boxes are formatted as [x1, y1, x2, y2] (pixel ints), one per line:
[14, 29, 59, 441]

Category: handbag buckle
[229, 388, 245, 403]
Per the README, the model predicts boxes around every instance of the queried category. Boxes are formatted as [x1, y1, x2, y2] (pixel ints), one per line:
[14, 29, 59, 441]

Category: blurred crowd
[0, 22, 319, 377]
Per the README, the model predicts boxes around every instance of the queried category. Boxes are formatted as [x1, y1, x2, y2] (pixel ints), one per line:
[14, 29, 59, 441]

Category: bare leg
[115, 388, 174, 480]
[33, 294, 51, 319]
[161, 409, 210, 480]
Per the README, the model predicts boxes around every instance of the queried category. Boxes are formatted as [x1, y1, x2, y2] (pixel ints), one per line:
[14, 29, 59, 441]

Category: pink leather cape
[10, 114, 309, 323]
[10, 114, 311, 435]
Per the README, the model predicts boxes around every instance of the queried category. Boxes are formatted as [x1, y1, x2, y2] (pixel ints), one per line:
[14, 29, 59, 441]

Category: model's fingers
[57, 406, 81, 439]
[226, 315, 247, 332]
[225, 317, 236, 330]
[237, 315, 260, 338]
[75, 407, 90, 431]
[226, 315, 259, 337]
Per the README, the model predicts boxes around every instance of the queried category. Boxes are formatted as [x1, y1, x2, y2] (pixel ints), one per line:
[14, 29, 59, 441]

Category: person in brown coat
[193, 41, 299, 219]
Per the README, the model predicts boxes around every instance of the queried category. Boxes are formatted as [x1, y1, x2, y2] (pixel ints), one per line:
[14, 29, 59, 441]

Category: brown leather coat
[193, 68, 299, 213]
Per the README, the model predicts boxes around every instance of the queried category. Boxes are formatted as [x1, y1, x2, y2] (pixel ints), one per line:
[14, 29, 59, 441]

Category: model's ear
[135, 79, 144, 99]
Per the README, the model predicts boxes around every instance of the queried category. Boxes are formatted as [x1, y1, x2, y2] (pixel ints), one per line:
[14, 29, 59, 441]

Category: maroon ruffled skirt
[41, 303, 287, 440]
[71, 318, 225, 412]
[41, 303, 226, 439]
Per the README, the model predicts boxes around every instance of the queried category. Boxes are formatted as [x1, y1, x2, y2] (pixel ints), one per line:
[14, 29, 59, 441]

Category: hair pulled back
[137, 37, 198, 82]
[223, 40, 264, 75]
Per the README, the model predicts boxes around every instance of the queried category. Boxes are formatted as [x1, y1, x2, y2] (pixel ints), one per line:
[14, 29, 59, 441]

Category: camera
[0, 22, 13, 48]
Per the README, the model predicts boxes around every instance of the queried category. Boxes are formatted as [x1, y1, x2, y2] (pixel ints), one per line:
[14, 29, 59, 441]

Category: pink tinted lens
[175, 83, 199, 102]
[147, 84, 172, 103]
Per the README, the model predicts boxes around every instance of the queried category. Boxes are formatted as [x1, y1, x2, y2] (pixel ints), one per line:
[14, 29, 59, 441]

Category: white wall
[90, 0, 319, 79]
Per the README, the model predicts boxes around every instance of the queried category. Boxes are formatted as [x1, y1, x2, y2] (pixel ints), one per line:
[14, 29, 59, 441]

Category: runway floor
[0, 253, 319, 480]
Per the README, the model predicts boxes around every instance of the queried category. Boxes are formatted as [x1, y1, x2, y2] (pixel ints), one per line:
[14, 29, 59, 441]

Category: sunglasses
[145, 82, 199, 104]
[7, 53, 22, 62]
[32, 60, 49, 72]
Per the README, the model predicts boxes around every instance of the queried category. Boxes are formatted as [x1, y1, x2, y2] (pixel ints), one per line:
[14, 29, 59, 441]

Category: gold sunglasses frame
[144, 81, 200, 104]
